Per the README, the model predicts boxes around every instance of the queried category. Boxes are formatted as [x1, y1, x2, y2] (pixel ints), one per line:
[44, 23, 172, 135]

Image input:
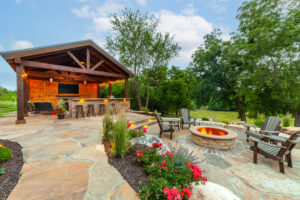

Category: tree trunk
[145, 71, 152, 108]
[236, 96, 247, 122]
[294, 112, 300, 127]
[131, 79, 142, 110]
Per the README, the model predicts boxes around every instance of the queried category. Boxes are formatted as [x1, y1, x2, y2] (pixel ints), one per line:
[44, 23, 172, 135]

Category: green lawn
[190, 109, 255, 125]
[0, 101, 17, 118]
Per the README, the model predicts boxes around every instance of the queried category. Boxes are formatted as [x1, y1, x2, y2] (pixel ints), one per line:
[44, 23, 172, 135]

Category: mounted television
[58, 84, 79, 94]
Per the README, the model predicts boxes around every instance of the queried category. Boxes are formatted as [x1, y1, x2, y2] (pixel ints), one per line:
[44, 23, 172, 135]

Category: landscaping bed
[103, 139, 148, 193]
[0, 139, 23, 200]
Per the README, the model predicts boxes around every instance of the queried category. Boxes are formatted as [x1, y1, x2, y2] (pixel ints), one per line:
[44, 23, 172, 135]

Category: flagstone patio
[0, 114, 300, 200]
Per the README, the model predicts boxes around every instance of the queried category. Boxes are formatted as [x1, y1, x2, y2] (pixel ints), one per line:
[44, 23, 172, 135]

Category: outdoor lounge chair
[180, 108, 196, 129]
[155, 110, 175, 139]
[249, 130, 300, 173]
[33, 101, 54, 114]
[27, 101, 36, 115]
[245, 116, 281, 142]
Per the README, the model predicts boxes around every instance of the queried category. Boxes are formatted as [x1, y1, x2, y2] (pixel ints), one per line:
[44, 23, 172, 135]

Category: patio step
[130, 117, 156, 130]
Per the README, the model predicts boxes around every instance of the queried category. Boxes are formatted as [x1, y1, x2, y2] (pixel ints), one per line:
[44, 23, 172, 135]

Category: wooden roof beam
[66, 51, 85, 69]
[91, 60, 105, 71]
[22, 60, 126, 78]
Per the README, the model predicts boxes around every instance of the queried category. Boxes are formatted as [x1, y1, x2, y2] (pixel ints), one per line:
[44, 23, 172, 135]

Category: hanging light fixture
[84, 80, 87, 85]
[50, 77, 53, 83]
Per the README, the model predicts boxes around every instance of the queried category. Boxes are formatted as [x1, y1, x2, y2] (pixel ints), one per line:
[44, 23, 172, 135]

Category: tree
[106, 8, 180, 110]
[237, 0, 300, 125]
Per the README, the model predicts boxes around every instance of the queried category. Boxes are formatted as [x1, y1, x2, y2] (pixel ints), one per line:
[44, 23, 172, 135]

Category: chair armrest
[260, 130, 280, 135]
[290, 138, 300, 144]
[267, 135, 287, 143]
[250, 138, 287, 149]
[246, 131, 265, 139]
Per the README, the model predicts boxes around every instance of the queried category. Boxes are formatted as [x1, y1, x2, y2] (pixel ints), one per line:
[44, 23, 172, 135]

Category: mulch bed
[0, 139, 23, 200]
[103, 140, 148, 193]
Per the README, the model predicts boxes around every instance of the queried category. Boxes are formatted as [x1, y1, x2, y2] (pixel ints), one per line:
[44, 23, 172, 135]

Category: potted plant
[52, 99, 66, 120]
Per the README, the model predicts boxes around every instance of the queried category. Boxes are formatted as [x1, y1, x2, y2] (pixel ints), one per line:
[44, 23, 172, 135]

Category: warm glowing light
[84, 81, 87, 85]
[104, 99, 109, 103]
[130, 124, 135, 128]
[80, 61, 85, 64]
[50, 77, 53, 83]
[22, 73, 28, 78]
[79, 99, 85, 104]
[123, 98, 127, 102]
[197, 127, 228, 136]
[143, 125, 148, 128]
[148, 119, 153, 122]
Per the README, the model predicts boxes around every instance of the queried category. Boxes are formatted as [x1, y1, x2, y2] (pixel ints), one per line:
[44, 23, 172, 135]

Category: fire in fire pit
[190, 126, 238, 150]
[197, 127, 228, 136]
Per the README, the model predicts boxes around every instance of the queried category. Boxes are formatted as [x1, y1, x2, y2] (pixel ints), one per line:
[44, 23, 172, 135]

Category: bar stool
[98, 104, 106, 116]
[111, 103, 117, 115]
[87, 104, 96, 117]
[76, 105, 85, 119]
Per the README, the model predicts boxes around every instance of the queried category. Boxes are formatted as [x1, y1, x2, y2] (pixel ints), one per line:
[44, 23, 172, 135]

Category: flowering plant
[52, 99, 66, 116]
[127, 121, 147, 139]
[0, 144, 12, 163]
[135, 142, 207, 200]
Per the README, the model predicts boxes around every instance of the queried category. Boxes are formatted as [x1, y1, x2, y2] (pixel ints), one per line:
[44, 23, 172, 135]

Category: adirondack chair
[249, 131, 300, 173]
[246, 116, 281, 142]
[155, 110, 175, 139]
[180, 108, 196, 129]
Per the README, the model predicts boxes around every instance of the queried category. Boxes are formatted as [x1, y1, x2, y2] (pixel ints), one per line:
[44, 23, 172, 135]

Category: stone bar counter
[69, 98, 131, 118]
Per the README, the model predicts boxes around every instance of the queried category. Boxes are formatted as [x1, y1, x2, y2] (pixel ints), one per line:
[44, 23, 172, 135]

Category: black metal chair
[76, 105, 85, 119]
[98, 104, 106, 116]
[87, 104, 96, 117]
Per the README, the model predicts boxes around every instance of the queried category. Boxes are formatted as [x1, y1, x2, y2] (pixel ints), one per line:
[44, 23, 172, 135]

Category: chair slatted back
[155, 110, 163, 129]
[180, 108, 190, 123]
[261, 117, 281, 131]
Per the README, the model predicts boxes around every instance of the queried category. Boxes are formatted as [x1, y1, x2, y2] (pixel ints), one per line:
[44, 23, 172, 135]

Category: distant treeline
[0, 86, 16, 101]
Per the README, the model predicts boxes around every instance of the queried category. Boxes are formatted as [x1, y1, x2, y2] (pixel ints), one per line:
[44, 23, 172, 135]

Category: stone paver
[0, 114, 146, 200]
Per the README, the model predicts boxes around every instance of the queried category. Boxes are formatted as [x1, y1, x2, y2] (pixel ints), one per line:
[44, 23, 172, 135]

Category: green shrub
[202, 117, 209, 121]
[0, 168, 4, 175]
[0, 145, 12, 163]
[111, 115, 130, 157]
[254, 119, 265, 127]
[141, 106, 150, 113]
[128, 128, 146, 139]
[220, 119, 229, 125]
[102, 113, 113, 140]
[282, 116, 291, 127]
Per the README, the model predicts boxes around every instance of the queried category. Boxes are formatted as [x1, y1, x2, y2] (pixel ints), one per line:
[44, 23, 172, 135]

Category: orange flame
[198, 127, 227, 136]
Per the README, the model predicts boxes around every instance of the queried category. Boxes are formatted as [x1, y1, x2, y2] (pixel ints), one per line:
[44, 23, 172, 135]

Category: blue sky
[0, 0, 244, 90]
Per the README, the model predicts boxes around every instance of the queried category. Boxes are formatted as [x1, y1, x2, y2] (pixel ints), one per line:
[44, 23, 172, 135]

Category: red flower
[166, 151, 174, 158]
[152, 143, 162, 148]
[142, 127, 147, 133]
[134, 150, 143, 158]
[182, 188, 191, 199]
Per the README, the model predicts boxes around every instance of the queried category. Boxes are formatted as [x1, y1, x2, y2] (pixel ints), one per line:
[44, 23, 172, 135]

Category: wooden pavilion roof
[0, 40, 133, 83]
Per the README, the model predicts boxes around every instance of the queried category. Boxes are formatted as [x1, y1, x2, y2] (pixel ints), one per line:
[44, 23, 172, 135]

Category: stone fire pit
[190, 126, 238, 150]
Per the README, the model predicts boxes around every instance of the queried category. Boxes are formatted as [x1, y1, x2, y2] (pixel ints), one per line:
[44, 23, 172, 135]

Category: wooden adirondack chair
[246, 116, 281, 142]
[249, 131, 300, 173]
[180, 108, 196, 129]
[155, 110, 175, 139]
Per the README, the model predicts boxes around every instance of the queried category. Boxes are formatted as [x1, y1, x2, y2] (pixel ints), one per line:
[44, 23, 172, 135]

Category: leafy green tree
[237, 0, 300, 125]
[106, 8, 179, 110]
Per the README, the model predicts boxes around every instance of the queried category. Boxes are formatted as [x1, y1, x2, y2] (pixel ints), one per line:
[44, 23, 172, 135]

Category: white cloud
[136, 0, 146, 6]
[157, 10, 213, 65]
[11, 40, 34, 50]
[72, 5, 94, 18]
[181, 3, 196, 16]
[0, 44, 4, 51]
[93, 17, 112, 32]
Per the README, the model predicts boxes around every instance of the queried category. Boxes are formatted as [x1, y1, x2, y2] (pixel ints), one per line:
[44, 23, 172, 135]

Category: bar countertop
[70, 98, 132, 101]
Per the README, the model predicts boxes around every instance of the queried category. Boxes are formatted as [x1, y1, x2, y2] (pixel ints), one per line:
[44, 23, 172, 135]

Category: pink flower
[152, 143, 162, 148]
[166, 151, 174, 158]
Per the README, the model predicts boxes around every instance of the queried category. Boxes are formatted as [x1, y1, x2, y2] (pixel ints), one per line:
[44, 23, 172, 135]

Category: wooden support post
[124, 78, 128, 98]
[16, 63, 26, 124]
[24, 77, 29, 116]
[97, 82, 100, 98]
[108, 82, 112, 97]
[87, 48, 90, 70]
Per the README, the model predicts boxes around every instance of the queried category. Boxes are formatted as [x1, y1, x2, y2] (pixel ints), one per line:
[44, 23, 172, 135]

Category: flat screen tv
[58, 84, 79, 94]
